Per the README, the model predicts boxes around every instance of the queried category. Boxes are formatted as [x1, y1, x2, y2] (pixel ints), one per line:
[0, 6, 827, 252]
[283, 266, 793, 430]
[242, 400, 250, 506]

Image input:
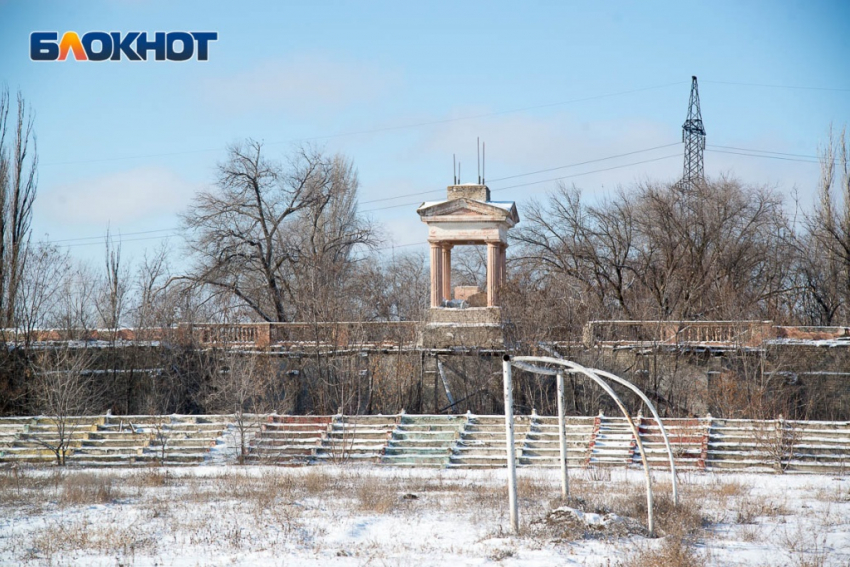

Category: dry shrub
[732, 494, 788, 524]
[131, 468, 171, 488]
[461, 481, 505, 513]
[60, 472, 117, 507]
[614, 491, 707, 538]
[621, 534, 706, 567]
[355, 477, 396, 513]
[715, 478, 746, 498]
[300, 467, 337, 496]
[517, 475, 550, 501]
[780, 521, 831, 567]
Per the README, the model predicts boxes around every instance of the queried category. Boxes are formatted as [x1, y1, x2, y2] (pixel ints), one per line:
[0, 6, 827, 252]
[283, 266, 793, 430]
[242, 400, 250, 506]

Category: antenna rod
[477, 137, 481, 184]
[453, 154, 457, 184]
[483, 142, 486, 185]
[458, 162, 461, 184]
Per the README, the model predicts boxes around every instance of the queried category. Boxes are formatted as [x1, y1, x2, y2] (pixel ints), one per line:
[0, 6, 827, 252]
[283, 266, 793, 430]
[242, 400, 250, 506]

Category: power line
[361, 154, 682, 213]
[47, 227, 178, 244]
[486, 142, 680, 182]
[41, 81, 686, 167]
[56, 233, 182, 249]
[359, 142, 681, 205]
[491, 154, 681, 193]
[707, 144, 821, 160]
[705, 149, 820, 164]
[702, 80, 850, 92]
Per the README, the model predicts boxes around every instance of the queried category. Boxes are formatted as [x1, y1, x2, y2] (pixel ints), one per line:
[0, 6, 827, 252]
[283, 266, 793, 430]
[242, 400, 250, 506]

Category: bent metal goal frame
[501, 355, 680, 536]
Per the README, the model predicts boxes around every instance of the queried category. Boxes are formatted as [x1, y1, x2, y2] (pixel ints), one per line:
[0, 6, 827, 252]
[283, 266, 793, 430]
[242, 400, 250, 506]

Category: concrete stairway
[68, 415, 154, 466]
[518, 415, 595, 467]
[381, 414, 467, 467]
[448, 415, 531, 468]
[588, 416, 635, 466]
[247, 415, 332, 465]
[0, 416, 102, 464]
[636, 417, 708, 470]
[315, 415, 399, 463]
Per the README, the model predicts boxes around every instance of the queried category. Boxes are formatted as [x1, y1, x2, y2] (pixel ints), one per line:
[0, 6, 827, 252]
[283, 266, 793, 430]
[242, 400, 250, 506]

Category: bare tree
[95, 229, 129, 332]
[516, 178, 792, 325]
[201, 352, 273, 464]
[134, 241, 171, 329]
[52, 261, 98, 336]
[514, 184, 638, 321]
[15, 242, 70, 346]
[31, 347, 99, 465]
[802, 125, 850, 324]
[183, 141, 362, 322]
[0, 87, 38, 329]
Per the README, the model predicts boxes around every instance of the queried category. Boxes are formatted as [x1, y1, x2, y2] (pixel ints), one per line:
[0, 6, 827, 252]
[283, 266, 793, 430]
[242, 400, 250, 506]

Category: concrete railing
[182, 322, 419, 348]
[583, 320, 776, 347]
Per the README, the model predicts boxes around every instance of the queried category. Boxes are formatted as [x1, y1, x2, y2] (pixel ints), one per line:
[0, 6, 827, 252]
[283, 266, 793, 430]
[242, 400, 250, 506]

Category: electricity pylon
[680, 76, 706, 189]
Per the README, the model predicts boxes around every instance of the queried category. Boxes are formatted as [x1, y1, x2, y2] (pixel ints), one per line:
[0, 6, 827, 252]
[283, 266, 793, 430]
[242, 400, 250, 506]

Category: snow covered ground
[0, 465, 848, 566]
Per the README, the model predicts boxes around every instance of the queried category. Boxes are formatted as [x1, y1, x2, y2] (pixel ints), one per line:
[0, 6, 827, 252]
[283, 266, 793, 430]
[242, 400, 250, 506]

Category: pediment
[417, 198, 519, 224]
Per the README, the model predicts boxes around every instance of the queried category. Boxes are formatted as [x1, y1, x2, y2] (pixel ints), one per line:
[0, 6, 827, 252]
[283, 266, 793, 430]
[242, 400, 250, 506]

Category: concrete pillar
[441, 244, 452, 303]
[487, 241, 499, 307]
[430, 242, 443, 307]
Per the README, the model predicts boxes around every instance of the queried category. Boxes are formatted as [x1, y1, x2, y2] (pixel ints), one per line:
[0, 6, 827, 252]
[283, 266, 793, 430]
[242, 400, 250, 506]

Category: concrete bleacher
[137, 416, 230, 466]
[0, 417, 32, 451]
[69, 415, 154, 466]
[784, 420, 850, 474]
[636, 417, 708, 470]
[315, 415, 399, 463]
[705, 418, 850, 474]
[0, 416, 102, 464]
[381, 414, 466, 467]
[519, 415, 595, 468]
[448, 415, 531, 468]
[0, 412, 847, 473]
[588, 415, 635, 467]
[247, 415, 331, 465]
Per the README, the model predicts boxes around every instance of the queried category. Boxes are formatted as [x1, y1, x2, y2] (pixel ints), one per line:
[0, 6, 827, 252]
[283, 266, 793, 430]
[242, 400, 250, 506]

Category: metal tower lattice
[681, 76, 706, 188]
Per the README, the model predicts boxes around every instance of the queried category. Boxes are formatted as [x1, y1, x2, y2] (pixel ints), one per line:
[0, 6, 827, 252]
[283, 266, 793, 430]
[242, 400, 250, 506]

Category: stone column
[486, 241, 500, 307]
[430, 242, 443, 307]
[499, 244, 507, 288]
[442, 244, 452, 303]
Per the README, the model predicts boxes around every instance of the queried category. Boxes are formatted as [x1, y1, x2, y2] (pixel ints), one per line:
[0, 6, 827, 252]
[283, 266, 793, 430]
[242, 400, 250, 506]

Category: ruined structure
[417, 184, 519, 348]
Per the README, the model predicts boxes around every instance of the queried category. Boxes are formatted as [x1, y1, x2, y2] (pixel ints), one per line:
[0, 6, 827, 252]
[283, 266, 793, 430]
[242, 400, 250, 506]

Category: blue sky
[1, 1, 848, 267]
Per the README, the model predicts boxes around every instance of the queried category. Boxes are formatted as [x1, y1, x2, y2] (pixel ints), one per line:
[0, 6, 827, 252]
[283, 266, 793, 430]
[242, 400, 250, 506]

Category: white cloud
[202, 54, 396, 115]
[39, 166, 200, 226]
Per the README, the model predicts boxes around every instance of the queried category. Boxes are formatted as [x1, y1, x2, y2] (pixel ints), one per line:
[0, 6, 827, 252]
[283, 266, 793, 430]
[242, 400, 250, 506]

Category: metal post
[502, 355, 518, 533]
[556, 372, 569, 499]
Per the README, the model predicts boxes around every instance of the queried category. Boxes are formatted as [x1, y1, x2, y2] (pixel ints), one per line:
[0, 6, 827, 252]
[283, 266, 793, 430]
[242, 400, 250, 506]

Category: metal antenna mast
[681, 75, 706, 189]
